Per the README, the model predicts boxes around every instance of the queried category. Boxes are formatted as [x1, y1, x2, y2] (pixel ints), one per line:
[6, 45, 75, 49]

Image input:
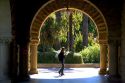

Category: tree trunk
[56, 11, 61, 24]
[81, 14, 88, 48]
[55, 11, 61, 49]
[69, 12, 73, 51]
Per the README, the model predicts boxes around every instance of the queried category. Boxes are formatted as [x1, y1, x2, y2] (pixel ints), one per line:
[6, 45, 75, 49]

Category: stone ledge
[38, 63, 99, 68]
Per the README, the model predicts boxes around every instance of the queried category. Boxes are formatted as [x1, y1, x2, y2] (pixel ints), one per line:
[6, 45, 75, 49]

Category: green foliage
[40, 16, 61, 51]
[72, 10, 83, 31]
[88, 35, 95, 46]
[65, 52, 83, 64]
[38, 9, 100, 64]
[74, 32, 83, 52]
[79, 43, 100, 63]
[40, 17, 55, 46]
[38, 51, 59, 63]
[88, 19, 97, 37]
[38, 51, 83, 64]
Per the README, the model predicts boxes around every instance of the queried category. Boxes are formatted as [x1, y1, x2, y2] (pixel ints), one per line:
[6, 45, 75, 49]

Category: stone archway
[29, 0, 108, 74]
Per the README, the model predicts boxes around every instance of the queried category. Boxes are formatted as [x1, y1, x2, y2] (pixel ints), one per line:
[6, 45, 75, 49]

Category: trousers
[58, 60, 64, 75]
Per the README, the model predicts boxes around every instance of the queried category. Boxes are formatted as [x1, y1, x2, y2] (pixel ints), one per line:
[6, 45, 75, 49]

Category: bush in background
[38, 51, 83, 64]
[79, 43, 100, 63]
[65, 52, 83, 64]
[38, 51, 59, 63]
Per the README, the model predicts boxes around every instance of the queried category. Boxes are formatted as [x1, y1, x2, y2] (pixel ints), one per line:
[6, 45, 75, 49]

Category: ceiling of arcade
[30, 0, 109, 45]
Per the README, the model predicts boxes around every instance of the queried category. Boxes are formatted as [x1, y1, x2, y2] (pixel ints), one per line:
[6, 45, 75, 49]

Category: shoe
[58, 71, 61, 74]
[61, 73, 64, 76]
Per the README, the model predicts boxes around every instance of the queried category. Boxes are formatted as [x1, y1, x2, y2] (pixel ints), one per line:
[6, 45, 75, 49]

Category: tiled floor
[19, 68, 121, 83]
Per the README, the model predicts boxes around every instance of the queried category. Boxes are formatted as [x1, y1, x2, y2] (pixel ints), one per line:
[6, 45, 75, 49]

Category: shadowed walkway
[19, 68, 121, 83]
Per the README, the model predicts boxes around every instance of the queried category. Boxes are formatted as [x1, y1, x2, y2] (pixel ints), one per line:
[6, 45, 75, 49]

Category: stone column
[9, 38, 18, 81]
[108, 40, 118, 76]
[18, 42, 30, 81]
[99, 44, 107, 75]
[29, 40, 39, 74]
[0, 37, 11, 81]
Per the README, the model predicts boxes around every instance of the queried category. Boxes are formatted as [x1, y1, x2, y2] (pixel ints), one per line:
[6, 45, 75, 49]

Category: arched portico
[29, 0, 108, 75]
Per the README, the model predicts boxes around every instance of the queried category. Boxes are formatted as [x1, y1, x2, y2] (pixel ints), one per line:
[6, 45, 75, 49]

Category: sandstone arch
[29, 0, 108, 74]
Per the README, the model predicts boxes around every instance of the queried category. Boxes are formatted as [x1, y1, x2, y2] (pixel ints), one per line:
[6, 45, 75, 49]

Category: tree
[68, 11, 73, 51]
[39, 17, 58, 52]
[54, 11, 61, 49]
[81, 14, 88, 48]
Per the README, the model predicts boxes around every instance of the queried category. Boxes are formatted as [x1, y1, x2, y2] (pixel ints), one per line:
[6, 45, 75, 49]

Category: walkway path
[20, 68, 121, 83]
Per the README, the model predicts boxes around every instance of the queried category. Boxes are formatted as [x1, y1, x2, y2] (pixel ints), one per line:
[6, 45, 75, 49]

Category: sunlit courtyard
[20, 68, 115, 83]
[30, 68, 100, 79]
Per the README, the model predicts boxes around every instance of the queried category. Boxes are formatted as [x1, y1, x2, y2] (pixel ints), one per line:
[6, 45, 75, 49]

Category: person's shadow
[54, 74, 64, 78]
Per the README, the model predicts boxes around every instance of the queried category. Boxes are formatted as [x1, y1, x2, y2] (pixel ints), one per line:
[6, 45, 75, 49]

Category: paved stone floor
[19, 68, 121, 83]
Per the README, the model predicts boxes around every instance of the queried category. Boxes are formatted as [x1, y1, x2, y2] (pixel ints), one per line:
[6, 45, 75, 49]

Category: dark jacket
[58, 51, 65, 62]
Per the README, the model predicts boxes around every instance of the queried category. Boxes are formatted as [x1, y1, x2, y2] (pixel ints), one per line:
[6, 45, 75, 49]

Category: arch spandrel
[30, 0, 108, 44]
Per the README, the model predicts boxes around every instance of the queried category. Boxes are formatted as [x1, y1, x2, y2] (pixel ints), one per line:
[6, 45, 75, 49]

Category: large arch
[29, 0, 108, 74]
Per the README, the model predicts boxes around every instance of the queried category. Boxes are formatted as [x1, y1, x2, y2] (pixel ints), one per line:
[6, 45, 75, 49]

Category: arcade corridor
[1, 0, 125, 83]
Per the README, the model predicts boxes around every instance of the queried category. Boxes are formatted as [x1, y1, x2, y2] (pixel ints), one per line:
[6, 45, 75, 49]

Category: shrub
[38, 51, 59, 63]
[65, 52, 83, 64]
[74, 32, 83, 52]
[79, 43, 100, 63]
[38, 51, 83, 64]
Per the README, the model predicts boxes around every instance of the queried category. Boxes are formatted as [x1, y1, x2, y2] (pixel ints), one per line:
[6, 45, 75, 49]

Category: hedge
[38, 51, 83, 64]
[65, 52, 83, 64]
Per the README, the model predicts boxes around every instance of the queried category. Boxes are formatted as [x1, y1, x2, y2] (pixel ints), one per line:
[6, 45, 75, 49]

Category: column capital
[30, 39, 40, 45]
[98, 40, 108, 45]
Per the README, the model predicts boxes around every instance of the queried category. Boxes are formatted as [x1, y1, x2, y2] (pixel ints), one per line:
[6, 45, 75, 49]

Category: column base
[107, 75, 121, 82]
[29, 69, 38, 74]
[99, 69, 107, 75]
[18, 74, 30, 82]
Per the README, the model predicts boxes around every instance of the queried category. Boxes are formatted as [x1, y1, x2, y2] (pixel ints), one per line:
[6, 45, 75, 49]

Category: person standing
[58, 47, 65, 76]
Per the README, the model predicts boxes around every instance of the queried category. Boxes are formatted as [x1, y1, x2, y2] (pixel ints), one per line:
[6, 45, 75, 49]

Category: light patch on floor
[30, 68, 100, 79]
